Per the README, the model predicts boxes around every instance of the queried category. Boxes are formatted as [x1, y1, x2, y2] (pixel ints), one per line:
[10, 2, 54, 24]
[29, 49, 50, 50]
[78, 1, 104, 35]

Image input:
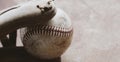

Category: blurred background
[1, 0, 120, 62]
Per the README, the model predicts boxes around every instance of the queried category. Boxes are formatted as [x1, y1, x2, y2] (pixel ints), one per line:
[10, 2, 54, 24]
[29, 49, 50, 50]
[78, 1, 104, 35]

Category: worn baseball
[20, 8, 73, 59]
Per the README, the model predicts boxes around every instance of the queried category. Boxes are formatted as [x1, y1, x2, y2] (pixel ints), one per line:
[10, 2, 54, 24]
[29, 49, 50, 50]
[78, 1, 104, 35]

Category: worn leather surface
[1, 0, 120, 62]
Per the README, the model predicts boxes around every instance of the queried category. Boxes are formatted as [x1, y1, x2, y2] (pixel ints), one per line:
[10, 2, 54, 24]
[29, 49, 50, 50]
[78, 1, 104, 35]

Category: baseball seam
[23, 25, 73, 40]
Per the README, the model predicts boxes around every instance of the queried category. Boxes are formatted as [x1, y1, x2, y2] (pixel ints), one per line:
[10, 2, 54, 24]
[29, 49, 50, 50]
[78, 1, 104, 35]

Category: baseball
[20, 8, 73, 59]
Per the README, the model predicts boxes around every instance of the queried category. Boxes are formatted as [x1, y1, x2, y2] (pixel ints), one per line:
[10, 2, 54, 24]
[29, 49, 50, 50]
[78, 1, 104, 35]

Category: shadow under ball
[20, 8, 73, 59]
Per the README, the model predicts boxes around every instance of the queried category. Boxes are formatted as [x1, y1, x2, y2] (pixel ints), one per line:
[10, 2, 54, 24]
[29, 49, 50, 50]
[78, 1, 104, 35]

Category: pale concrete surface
[1, 0, 120, 62]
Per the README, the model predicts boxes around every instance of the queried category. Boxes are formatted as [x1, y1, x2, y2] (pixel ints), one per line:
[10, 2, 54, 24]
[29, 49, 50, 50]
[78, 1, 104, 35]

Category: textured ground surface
[1, 0, 120, 62]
